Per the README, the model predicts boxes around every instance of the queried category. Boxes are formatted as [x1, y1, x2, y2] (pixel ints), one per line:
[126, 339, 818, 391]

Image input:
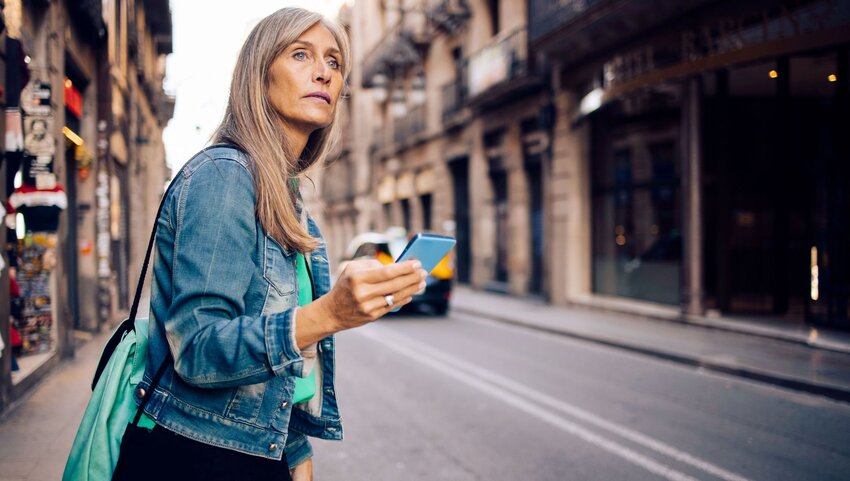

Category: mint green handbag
[61, 154, 180, 481]
[61, 317, 152, 481]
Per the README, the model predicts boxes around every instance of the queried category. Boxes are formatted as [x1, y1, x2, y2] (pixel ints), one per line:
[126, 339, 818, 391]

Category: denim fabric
[135, 146, 342, 460]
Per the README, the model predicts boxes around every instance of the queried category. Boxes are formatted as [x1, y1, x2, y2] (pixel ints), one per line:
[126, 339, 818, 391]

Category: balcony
[392, 104, 426, 148]
[144, 0, 174, 54]
[155, 91, 176, 127]
[322, 158, 356, 204]
[371, 125, 386, 157]
[528, 0, 608, 45]
[69, 0, 106, 41]
[362, 17, 427, 88]
[465, 27, 542, 108]
[427, 0, 471, 36]
[441, 63, 468, 129]
[528, 0, 715, 65]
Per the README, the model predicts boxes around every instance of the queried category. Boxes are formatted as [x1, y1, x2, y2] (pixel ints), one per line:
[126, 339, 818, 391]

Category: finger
[363, 269, 426, 300]
[396, 278, 427, 301]
[373, 278, 426, 315]
[356, 260, 421, 283]
[374, 294, 414, 317]
[343, 259, 383, 274]
[365, 293, 401, 315]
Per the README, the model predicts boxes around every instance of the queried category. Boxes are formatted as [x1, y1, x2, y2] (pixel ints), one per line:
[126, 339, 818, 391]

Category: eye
[327, 58, 340, 70]
[293, 50, 308, 61]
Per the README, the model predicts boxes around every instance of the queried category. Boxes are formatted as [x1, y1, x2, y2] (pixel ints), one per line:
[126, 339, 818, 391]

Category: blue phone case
[391, 233, 456, 312]
[395, 233, 456, 271]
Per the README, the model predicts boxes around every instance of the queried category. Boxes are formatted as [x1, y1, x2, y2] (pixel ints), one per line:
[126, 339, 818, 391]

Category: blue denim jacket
[135, 145, 342, 461]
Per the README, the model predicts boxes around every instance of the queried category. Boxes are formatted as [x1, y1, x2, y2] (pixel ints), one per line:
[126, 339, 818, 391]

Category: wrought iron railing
[529, 0, 607, 43]
[441, 64, 466, 122]
[393, 105, 426, 146]
[466, 27, 529, 99]
[371, 125, 386, 155]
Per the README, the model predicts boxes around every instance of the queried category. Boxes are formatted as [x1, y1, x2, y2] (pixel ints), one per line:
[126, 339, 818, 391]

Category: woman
[112, 7, 427, 481]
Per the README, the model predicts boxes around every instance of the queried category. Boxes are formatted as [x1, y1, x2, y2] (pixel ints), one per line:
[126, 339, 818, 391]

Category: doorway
[702, 49, 849, 326]
[449, 157, 471, 284]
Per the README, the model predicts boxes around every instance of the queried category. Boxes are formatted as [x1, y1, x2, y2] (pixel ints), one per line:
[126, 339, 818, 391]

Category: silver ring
[384, 294, 395, 307]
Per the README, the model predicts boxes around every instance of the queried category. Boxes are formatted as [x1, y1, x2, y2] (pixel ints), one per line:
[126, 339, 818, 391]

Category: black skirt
[112, 423, 293, 481]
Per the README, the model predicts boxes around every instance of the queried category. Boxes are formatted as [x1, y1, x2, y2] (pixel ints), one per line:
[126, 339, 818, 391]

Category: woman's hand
[294, 259, 427, 348]
[324, 259, 427, 329]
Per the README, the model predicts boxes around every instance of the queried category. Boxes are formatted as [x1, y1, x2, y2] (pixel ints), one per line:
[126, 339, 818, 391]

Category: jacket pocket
[226, 382, 267, 424]
[263, 235, 296, 296]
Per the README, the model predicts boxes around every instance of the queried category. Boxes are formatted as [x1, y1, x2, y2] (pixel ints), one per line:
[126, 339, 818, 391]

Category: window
[592, 107, 682, 305]
[420, 193, 432, 231]
[400, 199, 411, 233]
[488, 0, 500, 36]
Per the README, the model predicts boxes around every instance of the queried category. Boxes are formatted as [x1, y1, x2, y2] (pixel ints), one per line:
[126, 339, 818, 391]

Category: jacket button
[136, 387, 146, 398]
[280, 401, 288, 409]
[269, 443, 278, 451]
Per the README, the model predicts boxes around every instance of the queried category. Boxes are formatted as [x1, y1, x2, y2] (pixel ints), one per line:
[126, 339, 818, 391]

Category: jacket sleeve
[164, 158, 303, 388]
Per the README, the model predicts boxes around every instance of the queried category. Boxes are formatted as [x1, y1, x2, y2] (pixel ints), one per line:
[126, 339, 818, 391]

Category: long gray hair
[213, 7, 351, 252]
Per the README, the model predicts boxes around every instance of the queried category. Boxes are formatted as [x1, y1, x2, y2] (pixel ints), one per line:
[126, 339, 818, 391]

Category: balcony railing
[393, 105, 426, 146]
[529, 0, 607, 43]
[362, 17, 426, 88]
[466, 27, 533, 101]
[322, 158, 355, 203]
[441, 61, 468, 126]
[371, 125, 386, 155]
[427, 0, 471, 36]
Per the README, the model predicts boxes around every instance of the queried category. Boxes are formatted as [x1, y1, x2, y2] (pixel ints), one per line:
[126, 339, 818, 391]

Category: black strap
[90, 318, 135, 390]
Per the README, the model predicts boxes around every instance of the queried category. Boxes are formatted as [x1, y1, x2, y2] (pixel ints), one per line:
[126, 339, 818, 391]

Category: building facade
[534, 0, 849, 328]
[330, 0, 552, 296]
[336, 0, 848, 330]
[0, 0, 174, 415]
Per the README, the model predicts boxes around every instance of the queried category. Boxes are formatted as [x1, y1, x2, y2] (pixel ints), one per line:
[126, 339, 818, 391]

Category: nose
[314, 60, 331, 85]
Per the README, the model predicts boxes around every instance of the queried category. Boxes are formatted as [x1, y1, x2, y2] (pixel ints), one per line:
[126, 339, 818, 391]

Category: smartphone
[391, 233, 456, 312]
[394, 233, 456, 272]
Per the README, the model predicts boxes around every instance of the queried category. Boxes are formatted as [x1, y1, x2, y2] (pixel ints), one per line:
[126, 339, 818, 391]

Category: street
[312, 311, 850, 481]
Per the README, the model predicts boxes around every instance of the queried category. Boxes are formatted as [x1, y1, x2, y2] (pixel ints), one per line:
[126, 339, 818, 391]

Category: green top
[291, 251, 316, 404]
[137, 246, 315, 430]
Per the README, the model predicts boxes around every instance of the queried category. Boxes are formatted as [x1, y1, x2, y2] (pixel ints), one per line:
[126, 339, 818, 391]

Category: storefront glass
[591, 87, 682, 305]
[702, 48, 849, 324]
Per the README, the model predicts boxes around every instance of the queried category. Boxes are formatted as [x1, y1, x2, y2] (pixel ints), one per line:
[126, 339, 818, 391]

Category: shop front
[5, 47, 68, 392]
[539, 0, 850, 327]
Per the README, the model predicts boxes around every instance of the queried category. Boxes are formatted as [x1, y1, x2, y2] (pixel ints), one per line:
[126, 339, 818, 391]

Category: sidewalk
[0, 326, 114, 481]
[452, 287, 850, 403]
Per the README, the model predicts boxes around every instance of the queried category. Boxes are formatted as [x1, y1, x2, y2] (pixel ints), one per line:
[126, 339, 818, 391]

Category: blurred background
[0, 1, 849, 480]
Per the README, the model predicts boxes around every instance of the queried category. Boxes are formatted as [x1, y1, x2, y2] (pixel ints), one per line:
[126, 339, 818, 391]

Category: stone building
[335, 0, 849, 330]
[334, 0, 551, 295]
[0, 0, 174, 415]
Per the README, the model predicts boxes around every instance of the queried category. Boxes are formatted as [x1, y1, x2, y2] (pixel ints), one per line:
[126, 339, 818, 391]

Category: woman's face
[268, 23, 344, 134]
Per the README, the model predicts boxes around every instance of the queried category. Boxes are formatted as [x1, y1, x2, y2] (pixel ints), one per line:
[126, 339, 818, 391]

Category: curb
[453, 306, 850, 404]
[678, 315, 850, 356]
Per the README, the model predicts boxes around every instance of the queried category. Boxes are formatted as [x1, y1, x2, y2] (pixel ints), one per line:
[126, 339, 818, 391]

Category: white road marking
[359, 326, 753, 481]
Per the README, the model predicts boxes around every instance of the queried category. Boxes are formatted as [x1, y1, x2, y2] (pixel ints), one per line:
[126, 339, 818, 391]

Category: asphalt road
[311, 311, 850, 481]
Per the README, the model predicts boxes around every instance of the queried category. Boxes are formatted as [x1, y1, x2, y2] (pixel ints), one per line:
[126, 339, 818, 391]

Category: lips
[305, 92, 331, 104]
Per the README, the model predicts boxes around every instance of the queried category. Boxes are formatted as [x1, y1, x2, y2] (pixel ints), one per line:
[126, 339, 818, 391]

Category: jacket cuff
[284, 431, 313, 468]
[265, 307, 303, 377]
